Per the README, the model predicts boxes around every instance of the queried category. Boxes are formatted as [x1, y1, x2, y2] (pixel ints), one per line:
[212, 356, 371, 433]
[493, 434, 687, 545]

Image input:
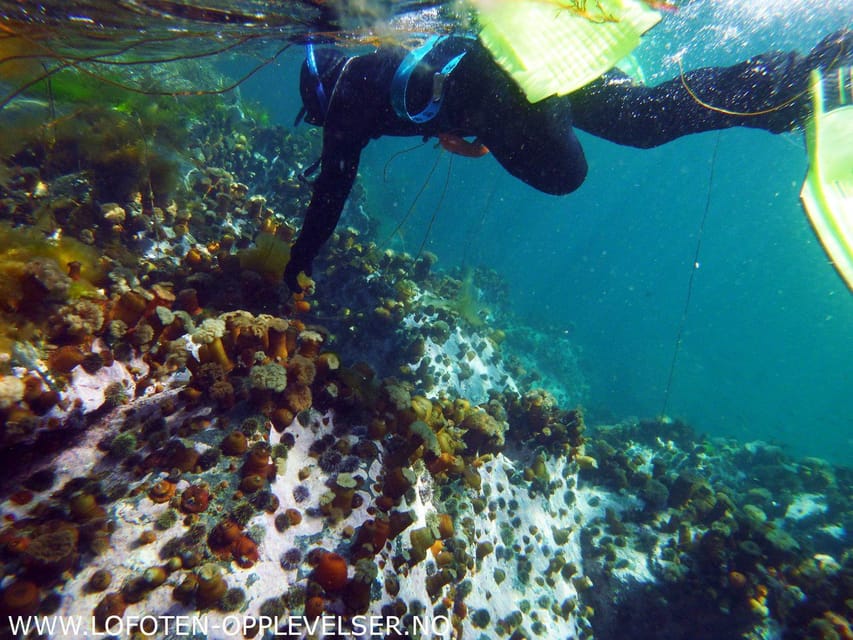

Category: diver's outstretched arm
[285, 129, 362, 292]
[570, 29, 852, 148]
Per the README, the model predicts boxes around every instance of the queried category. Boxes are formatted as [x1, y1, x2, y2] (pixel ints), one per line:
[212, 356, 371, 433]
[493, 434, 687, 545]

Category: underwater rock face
[0, 65, 849, 640]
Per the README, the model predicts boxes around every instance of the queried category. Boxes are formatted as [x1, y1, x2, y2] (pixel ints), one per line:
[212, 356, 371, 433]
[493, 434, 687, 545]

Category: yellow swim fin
[800, 67, 853, 291]
[473, 0, 661, 102]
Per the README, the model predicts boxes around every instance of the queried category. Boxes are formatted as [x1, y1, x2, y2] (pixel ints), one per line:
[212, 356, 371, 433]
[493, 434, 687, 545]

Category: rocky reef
[0, 59, 849, 640]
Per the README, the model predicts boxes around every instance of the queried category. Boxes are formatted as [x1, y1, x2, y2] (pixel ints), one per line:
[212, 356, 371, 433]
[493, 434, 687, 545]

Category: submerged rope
[416, 153, 454, 259]
[658, 131, 721, 423]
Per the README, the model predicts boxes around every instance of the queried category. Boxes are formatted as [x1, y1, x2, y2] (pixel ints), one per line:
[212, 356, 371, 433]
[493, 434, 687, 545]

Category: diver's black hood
[299, 47, 348, 126]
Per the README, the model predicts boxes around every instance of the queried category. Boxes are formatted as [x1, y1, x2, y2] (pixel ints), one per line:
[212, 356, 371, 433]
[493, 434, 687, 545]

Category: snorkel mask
[296, 44, 346, 126]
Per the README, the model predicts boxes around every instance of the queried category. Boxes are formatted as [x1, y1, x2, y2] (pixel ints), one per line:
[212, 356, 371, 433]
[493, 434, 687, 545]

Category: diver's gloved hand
[805, 29, 853, 72]
[284, 242, 313, 294]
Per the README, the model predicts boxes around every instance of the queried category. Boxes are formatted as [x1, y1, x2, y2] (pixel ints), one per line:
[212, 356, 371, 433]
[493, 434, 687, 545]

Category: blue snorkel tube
[294, 41, 334, 128]
[305, 42, 330, 119]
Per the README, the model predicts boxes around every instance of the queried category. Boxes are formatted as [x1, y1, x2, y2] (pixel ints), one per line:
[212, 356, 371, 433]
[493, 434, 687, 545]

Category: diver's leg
[570, 53, 808, 147]
[482, 97, 589, 195]
[571, 29, 852, 148]
[452, 44, 588, 195]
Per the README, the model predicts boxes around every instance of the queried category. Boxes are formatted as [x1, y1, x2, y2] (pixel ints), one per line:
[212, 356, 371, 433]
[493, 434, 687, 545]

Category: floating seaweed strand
[56, 41, 294, 99]
[0, 27, 291, 111]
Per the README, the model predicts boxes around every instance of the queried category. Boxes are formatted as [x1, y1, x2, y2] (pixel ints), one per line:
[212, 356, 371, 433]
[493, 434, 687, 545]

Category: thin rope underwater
[658, 130, 721, 423]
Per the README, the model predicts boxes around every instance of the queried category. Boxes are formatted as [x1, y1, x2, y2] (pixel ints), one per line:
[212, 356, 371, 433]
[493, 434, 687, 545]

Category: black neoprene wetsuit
[285, 32, 850, 291]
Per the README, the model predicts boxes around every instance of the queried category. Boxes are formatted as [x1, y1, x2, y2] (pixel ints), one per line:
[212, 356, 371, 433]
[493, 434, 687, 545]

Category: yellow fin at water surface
[473, 0, 661, 102]
[800, 67, 853, 291]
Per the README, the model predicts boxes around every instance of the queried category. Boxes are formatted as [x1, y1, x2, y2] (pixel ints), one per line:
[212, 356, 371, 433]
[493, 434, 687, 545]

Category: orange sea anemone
[284, 508, 303, 526]
[209, 520, 242, 556]
[271, 407, 295, 432]
[728, 570, 747, 590]
[436, 514, 454, 539]
[312, 552, 348, 592]
[239, 474, 266, 494]
[353, 518, 390, 558]
[110, 290, 148, 326]
[48, 345, 85, 374]
[220, 431, 248, 456]
[10, 490, 32, 506]
[305, 595, 325, 618]
[93, 593, 127, 629]
[297, 330, 324, 359]
[0, 579, 40, 616]
[231, 535, 259, 569]
[69, 492, 106, 521]
[284, 382, 312, 414]
[175, 288, 202, 316]
[148, 480, 177, 504]
[242, 443, 274, 479]
[288, 354, 316, 385]
[195, 564, 227, 608]
[167, 443, 200, 473]
[180, 485, 210, 514]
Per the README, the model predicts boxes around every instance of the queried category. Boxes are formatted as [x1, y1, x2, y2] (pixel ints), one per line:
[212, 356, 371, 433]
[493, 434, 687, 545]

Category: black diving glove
[284, 242, 313, 294]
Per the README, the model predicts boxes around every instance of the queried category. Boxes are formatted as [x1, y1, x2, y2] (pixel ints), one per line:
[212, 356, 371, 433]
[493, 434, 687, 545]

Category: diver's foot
[807, 29, 853, 72]
[819, 65, 853, 112]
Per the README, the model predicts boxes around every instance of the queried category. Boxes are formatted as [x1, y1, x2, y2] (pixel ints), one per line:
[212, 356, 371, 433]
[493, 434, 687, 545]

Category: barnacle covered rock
[460, 409, 505, 455]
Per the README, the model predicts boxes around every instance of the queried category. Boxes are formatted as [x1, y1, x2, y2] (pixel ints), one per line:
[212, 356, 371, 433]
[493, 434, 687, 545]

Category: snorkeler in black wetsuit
[283, 30, 852, 293]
